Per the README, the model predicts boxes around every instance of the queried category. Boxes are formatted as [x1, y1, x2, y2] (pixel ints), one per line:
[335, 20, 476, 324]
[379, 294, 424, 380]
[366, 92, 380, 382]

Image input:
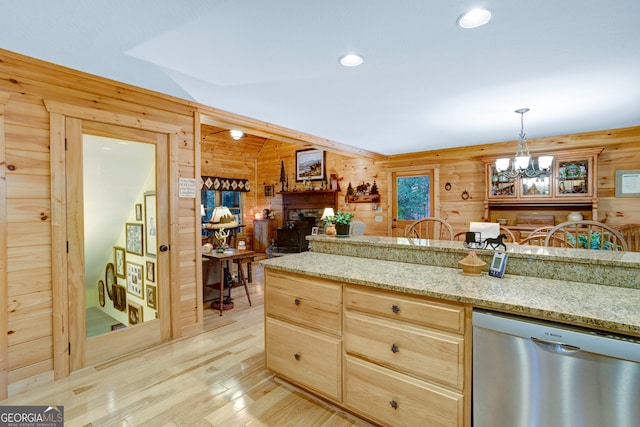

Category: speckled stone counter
[307, 235, 640, 289]
[261, 240, 640, 337]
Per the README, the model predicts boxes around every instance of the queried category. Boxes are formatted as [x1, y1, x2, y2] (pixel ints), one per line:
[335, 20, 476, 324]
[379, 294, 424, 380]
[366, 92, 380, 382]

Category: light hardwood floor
[3, 263, 374, 427]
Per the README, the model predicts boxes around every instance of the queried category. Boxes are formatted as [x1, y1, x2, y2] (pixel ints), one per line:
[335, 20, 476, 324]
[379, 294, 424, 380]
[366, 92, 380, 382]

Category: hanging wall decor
[201, 176, 251, 192]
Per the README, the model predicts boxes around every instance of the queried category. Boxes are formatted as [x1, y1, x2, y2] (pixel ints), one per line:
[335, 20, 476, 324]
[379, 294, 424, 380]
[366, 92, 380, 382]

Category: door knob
[159, 245, 169, 252]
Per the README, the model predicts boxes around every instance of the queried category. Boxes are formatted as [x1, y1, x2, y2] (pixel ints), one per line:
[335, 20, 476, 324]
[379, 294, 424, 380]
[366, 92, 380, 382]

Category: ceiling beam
[199, 107, 386, 160]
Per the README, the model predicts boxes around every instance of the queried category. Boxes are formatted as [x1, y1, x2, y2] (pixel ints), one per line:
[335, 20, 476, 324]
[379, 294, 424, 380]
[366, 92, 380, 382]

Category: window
[201, 190, 243, 224]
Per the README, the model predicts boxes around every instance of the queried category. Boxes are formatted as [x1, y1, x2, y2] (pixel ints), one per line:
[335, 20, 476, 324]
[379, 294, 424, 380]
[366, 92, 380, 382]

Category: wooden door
[66, 119, 171, 371]
[390, 168, 436, 237]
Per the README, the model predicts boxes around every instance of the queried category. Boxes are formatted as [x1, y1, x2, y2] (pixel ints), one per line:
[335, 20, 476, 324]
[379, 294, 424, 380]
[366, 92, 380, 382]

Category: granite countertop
[261, 251, 640, 337]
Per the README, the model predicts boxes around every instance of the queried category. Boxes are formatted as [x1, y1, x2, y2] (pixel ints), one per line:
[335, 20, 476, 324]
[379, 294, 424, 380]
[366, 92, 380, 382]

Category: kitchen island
[261, 236, 640, 426]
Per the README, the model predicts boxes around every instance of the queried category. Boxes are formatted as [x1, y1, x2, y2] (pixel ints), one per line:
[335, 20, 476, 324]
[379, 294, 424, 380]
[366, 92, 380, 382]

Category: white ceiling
[3, 0, 640, 155]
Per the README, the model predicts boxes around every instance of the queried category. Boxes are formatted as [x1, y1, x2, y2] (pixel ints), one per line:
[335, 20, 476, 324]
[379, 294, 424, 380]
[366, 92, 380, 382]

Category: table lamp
[321, 207, 336, 235]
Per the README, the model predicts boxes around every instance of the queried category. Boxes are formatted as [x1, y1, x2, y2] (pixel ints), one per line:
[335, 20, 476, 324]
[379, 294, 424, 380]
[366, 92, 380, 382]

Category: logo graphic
[0, 405, 64, 427]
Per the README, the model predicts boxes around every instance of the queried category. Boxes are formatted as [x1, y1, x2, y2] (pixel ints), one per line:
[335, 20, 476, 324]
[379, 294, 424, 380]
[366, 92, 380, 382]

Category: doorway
[389, 167, 438, 237]
[65, 119, 171, 371]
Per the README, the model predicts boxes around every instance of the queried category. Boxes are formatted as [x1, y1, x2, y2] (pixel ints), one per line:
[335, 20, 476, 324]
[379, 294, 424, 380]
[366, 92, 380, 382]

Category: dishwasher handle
[531, 337, 581, 354]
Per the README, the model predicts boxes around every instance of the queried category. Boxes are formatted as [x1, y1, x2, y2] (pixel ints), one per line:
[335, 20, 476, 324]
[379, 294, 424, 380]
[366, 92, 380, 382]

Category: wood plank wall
[0, 49, 199, 397]
[255, 141, 389, 236]
[255, 128, 640, 236]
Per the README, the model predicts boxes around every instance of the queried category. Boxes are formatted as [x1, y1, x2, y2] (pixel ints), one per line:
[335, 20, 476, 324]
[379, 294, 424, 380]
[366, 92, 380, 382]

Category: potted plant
[325, 210, 355, 236]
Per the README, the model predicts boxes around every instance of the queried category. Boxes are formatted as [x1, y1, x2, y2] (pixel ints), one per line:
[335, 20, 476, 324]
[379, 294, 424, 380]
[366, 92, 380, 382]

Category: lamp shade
[200, 204, 206, 216]
[321, 207, 335, 220]
[206, 206, 239, 229]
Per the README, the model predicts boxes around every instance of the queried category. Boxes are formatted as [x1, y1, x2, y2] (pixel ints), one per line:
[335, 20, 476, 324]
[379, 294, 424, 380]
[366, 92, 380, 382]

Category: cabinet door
[266, 317, 342, 401]
[487, 164, 516, 199]
[519, 172, 551, 198]
[345, 355, 463, 427]
[555, 158, 593, 197]
[345, 311, 464, 389]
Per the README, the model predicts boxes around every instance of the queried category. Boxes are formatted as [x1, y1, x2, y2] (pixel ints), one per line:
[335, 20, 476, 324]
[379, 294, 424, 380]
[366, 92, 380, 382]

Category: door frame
[387, 165, 440, 237]
[46, 100, 181, 379]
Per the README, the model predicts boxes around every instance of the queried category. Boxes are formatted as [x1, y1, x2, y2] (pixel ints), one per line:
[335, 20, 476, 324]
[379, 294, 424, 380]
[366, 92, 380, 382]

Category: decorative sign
[615, 170, 640, 197]
[179, 178, 197, 198]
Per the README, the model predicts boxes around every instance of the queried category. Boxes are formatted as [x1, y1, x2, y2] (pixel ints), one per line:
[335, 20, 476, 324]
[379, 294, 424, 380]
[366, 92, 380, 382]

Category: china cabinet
[482, 147, 603, 221]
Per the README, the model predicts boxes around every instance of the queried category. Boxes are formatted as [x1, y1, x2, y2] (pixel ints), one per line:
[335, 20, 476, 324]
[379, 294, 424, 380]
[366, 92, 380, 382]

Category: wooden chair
[614, 224, 640, 252]
[404, 217, 454, 240]
[544, 220, 628, 251]
[517, 226, 555, 245]
[454, 225, 516, 243]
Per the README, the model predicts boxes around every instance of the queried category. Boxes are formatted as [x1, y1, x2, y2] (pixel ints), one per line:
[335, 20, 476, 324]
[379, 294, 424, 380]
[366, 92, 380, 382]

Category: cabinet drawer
[345, 286, 465, 334]
[266, 270, 342, 334]
[345, 311, 464, 389]
[265, 317, 342, 401]
[345, 355, 463, 427]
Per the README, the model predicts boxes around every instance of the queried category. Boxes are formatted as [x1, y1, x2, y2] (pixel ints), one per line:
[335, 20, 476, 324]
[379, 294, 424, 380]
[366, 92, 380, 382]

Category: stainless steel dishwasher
[473, 309, 640, 427]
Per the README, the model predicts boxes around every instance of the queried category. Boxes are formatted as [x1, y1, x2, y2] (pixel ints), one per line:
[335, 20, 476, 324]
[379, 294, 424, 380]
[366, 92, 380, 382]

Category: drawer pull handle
[391, 343, 399, 353]
[389, 400, 398, 410]
[391, 304, 400, 314]
[294, 298, 301, 306]
[294, 353, 301, 361]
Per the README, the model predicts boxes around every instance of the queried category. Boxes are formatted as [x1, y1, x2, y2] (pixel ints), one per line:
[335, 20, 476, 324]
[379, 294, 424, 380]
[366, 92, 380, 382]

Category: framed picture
[110, 323, 126, 331]
[146, 285, 157, 310]
[125, 223, 143, 256]
[146, 261, 155, 282]
[98, 280, 106, 307]
[128, 301, 143, 325]
[113, 284, 127, 312]
[615, 170, 640, 197]
[126, 262, 144, 298]
[311, 226, 319, 235]
[135, 203, 143, 221]
[114, 246, 126, 278]
[144, 191, 157, 257]
[296, 148, 326, 181]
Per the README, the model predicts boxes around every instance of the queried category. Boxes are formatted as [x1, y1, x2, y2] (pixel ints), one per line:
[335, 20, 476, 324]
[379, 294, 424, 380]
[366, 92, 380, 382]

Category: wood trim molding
[43, 99, 182, 135]
[0, 91, 9, 399]
[200, 112, 385, 160]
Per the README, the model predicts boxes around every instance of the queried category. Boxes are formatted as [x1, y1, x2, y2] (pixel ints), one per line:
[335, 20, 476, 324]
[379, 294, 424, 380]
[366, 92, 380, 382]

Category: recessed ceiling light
[230, 129, 244, 140]
[339, 54, 364, 67]
[457, 8, 493, 29]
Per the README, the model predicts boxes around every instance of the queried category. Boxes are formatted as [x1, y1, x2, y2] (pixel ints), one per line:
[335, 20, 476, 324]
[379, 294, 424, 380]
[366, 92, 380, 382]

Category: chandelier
[495, 108, 553, 179]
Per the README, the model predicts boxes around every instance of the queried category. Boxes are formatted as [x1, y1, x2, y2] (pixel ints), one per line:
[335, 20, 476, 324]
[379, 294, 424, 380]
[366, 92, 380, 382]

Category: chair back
[544, 220, 628, 251]
[349, 221, 366, 236]
[455, 226, 516, 243]
[517, 226, 555, 246]
[404, 217, 454, 240]
[615, 224, 640, 252]
[498, 226, 516, 243]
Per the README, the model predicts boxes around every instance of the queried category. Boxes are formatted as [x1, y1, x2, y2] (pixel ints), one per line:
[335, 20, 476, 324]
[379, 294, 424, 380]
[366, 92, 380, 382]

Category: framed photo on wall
[296, 148, 326, 181]
[125, 223, 143, 256]
[135, 203, 143, 221]
[146, 261, 155, 282]
[146, 285, 157, 310]
[98, 280, 106, 307]
[114, 246, 126, 278]
[126, 262, 144, 298]
[128, 301, 143, 325]
[144, 191, 157, 257]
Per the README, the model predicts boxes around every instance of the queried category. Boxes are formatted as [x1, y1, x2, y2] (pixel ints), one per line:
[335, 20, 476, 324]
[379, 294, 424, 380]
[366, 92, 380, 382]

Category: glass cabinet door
[557, 159, 589, 195]
[520, 173, 550, 197]
[489, 165, 516, 198]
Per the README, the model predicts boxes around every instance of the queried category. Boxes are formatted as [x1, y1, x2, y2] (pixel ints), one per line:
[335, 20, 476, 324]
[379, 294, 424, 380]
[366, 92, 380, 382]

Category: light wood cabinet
[482, 147, 603, 221]
[344, 285, 469, 426]
[253, 219, 277, 252]
[264, 270, 343, 401]
[264, 269, 471, 426]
